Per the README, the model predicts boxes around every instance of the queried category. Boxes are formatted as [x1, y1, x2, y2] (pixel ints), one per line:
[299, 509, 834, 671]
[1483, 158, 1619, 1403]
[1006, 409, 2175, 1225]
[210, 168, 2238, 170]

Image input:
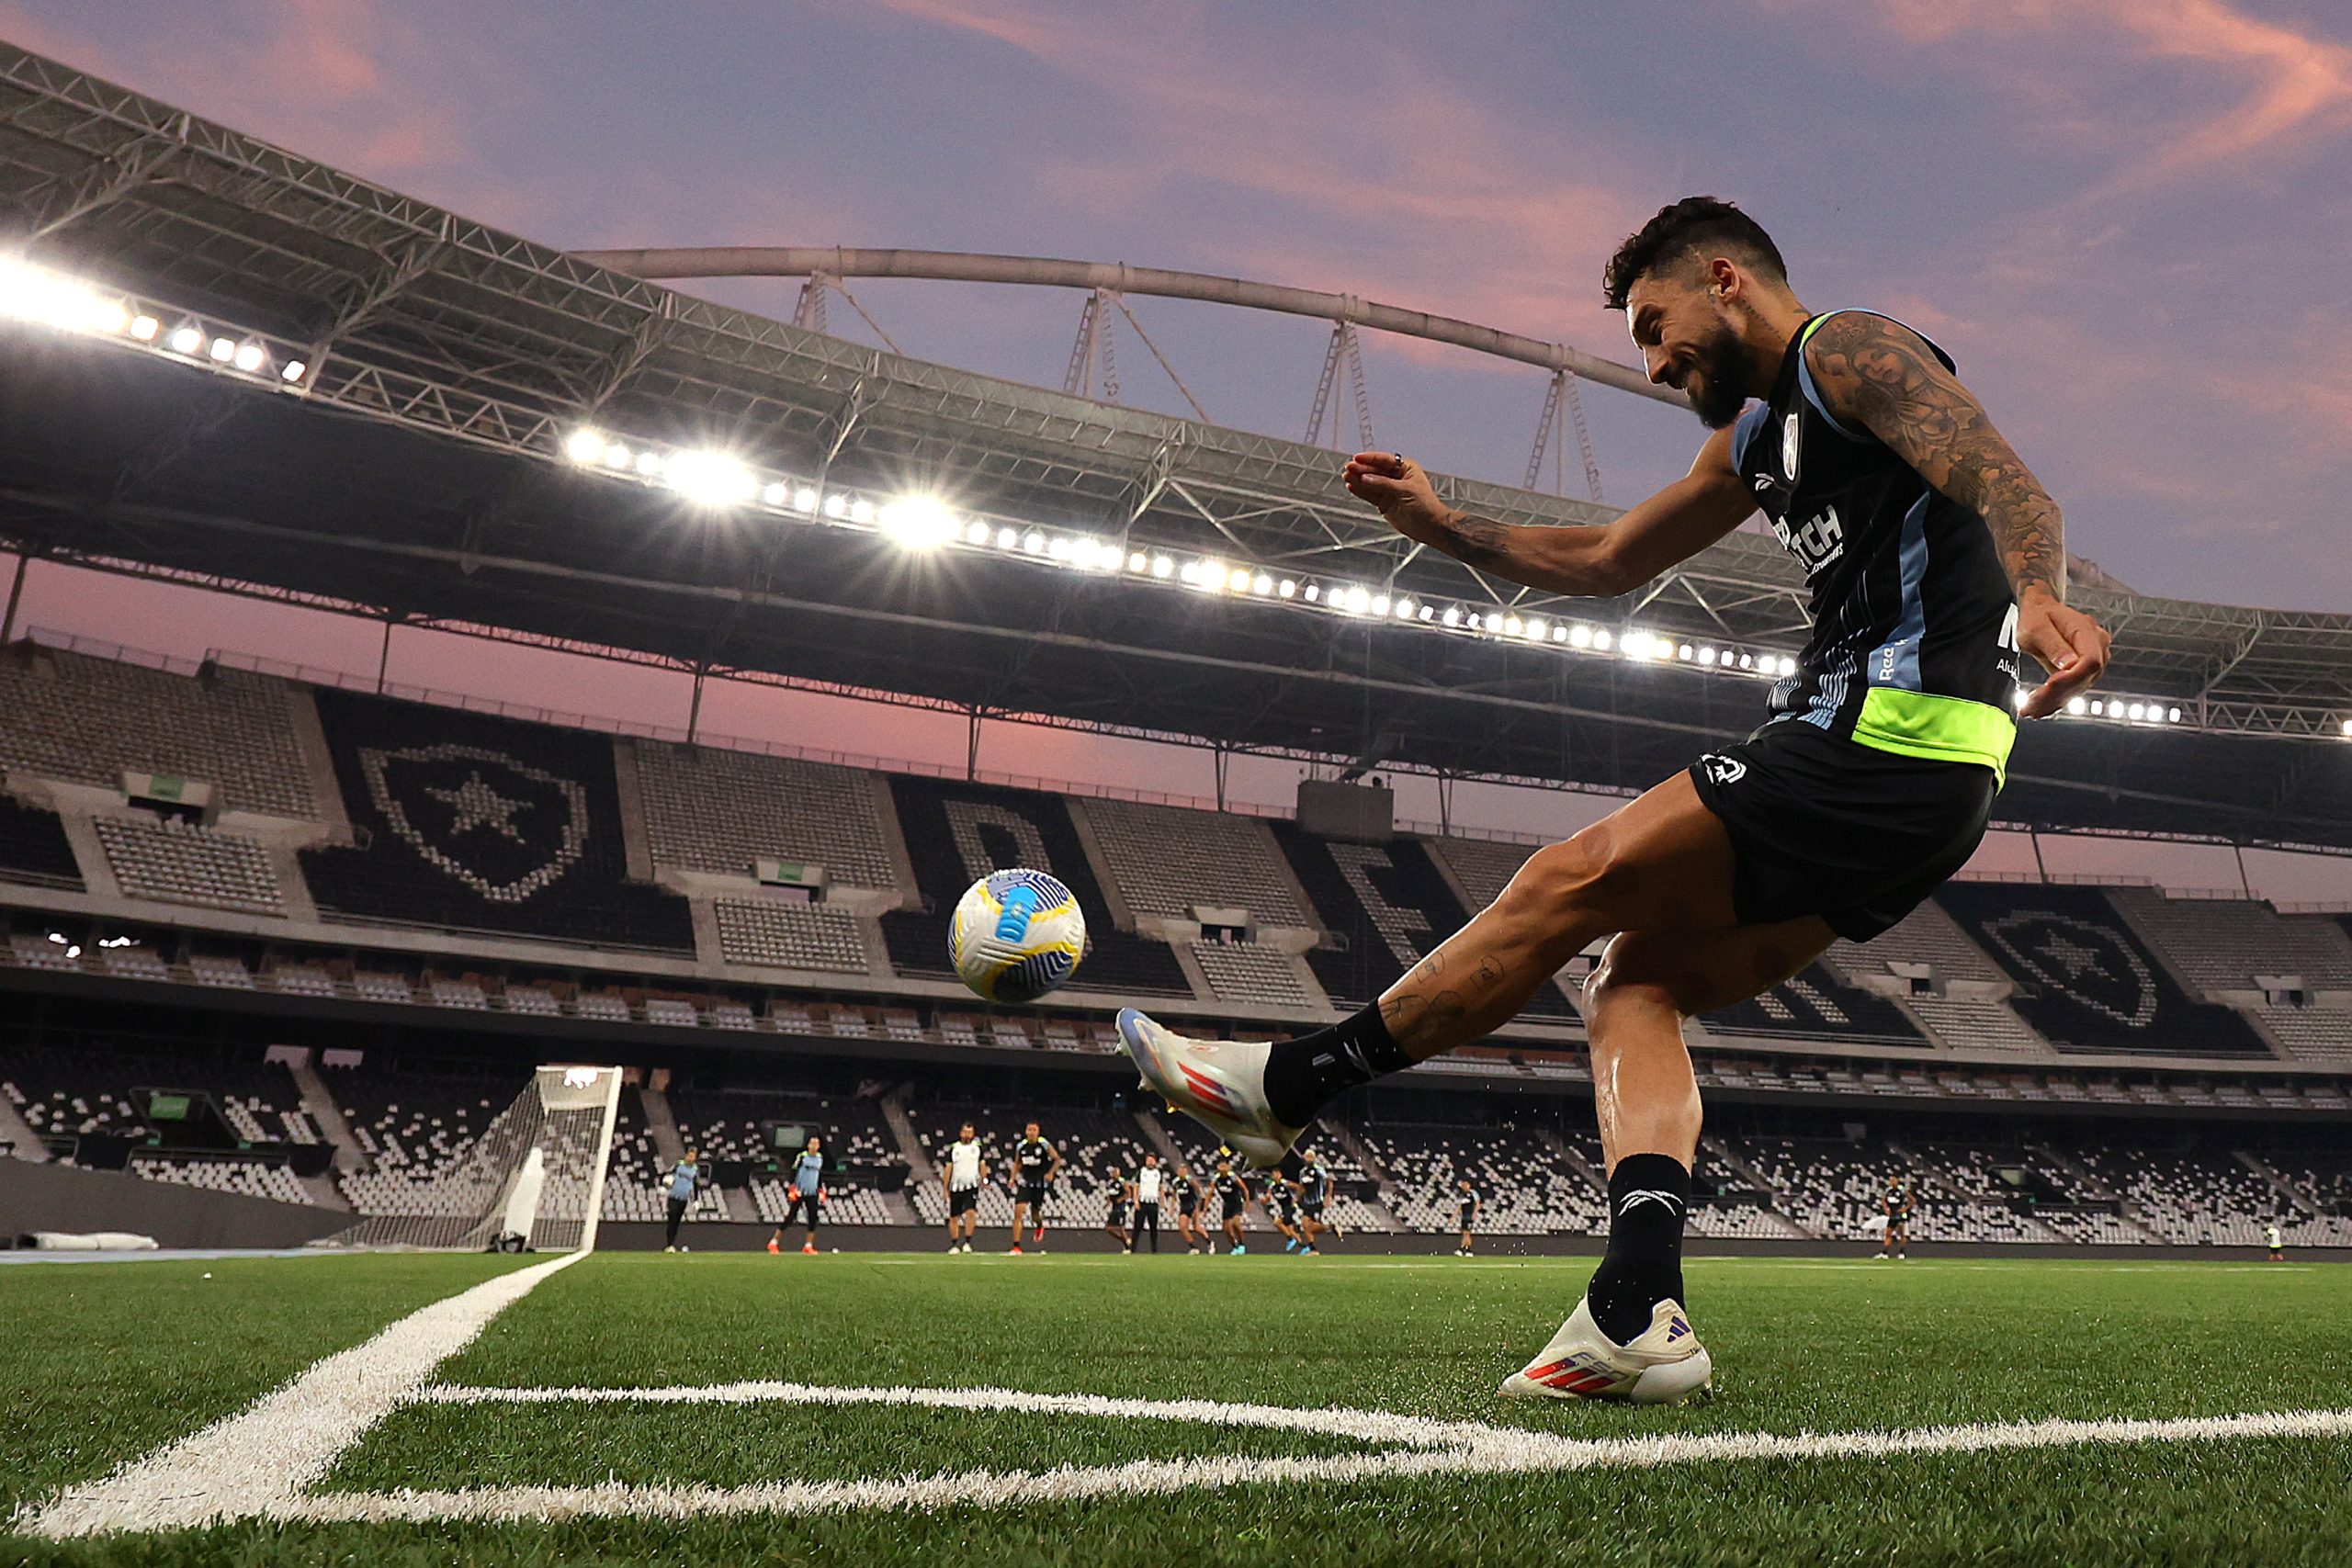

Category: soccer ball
[950, 868, 1086, 1003]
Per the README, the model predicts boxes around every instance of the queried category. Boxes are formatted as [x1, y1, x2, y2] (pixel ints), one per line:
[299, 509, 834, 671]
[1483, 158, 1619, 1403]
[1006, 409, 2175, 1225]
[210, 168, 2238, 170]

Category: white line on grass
[17, 1251, 585, 1539]
[279, 1388, 2352, 1526]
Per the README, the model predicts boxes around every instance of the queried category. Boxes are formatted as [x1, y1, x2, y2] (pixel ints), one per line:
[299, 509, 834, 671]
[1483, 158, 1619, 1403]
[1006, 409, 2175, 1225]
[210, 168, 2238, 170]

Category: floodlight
[1151, 555, 1173, 578]
[209, 336, 235, 362]
[823, 493, 848, 518]
[793, 488, 819, 513]
[1370, 594, 1391, 616]
[878, 493, 958, 547]
[602, 442, 632, 470]
[634, 450, 662, 477]
[130, 314, 159, 341]
[1592, 629, 1613, 652]
[167, 324, 202, 354]
[1442, 606, 1461, 627]
[1304, 583, 1320, 603]
[2066, 696, 2088, 716]
[767, 483, 795, 507]
[1569, 625, 1593, 649]
[563, 429, 605, 464]
[1503, 616, 1522, 637]
[1278, 579, 1296, 598]
[232, 342, 265, 372]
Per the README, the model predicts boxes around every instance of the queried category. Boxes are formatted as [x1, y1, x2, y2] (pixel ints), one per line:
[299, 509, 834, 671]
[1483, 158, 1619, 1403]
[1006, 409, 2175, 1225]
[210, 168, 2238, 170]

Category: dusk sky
[1, 1, 2347, 895]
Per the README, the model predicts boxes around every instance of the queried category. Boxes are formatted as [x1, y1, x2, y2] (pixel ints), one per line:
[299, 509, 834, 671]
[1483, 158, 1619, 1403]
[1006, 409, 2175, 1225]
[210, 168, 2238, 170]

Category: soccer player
[1104, 1174, 1136, 1251]
[1213, 1158, 1250, 1255]
[1295, 1148, 1331, 1255]
[2267, 1220, 2284, 1263]
[1172, 1163, 1211, 1254]
[1453, 1178, 1481, 1257]
[1133, 1153, 1163, 1254]
[1270, 1172, 1305, 1252]
[768, 1135, 825, 1255]
[1117, 197, 2111, 1403]
[942, 1122, 986, 1254]
[662, 1146, 702, 1253]
[1008, 1121, 1059, 1255]
[1878, 1176, 1912, 1261]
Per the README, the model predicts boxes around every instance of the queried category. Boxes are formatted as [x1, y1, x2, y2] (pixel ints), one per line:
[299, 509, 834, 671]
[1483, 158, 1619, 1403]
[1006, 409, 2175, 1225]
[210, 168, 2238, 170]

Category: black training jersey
[1730, 310, 2024, 783]
[1173, 1174, 1197, 1207]
[1214, 1171, 1244, 1205]
[1298, 1161, 1327, 1201]
[1014, 1137, 1053, 1183]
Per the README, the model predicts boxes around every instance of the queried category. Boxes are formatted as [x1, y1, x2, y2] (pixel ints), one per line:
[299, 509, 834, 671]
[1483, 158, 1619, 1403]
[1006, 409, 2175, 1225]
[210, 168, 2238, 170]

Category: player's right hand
[1344, 451, 1453, 543]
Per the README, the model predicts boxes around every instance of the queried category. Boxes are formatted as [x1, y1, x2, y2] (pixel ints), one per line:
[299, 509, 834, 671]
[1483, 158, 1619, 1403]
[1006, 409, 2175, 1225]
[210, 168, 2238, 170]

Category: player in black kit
[1295, 1149, 1331, 1255]
[1118, 197, 2111, 1404]
[1007, 1121, 1059, 1256]
[1172, 1164, 1210, 1254]
[1213, 1158, 1250, 1256]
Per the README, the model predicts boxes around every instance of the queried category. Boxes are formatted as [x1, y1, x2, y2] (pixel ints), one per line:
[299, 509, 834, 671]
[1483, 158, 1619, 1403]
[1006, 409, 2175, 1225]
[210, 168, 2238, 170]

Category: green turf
[6, 1251, 2351, 1566]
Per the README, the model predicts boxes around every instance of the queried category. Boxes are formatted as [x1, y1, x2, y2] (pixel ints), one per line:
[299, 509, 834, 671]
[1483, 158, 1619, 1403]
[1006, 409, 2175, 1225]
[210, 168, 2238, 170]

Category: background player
[1172, 1163, 1210, 1254]
[2267, 1219, 2285, 1262]
[1269, 1171, 1305, 1252]
[662, 1145, 702, 1254]
[1008, 1121, 1059, 1255]
[768, 1135, 825, 1255]
[1103, 1172, 1136, 1252]
[1878, 1176, 1912, 1260]
[1133, 1153, 1163, 1254]
[1213, 1158, 1250, 1256]
[1120, 197, 2111, 1403]
[1453, 1178, 1481, 1257]
[1295, 1148, 1331, 1255]
[942, 1122, 986, 1254]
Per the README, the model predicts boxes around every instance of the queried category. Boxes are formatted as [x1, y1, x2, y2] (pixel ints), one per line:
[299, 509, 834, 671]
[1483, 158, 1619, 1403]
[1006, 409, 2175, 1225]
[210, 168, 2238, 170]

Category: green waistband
[1849, 687, 2015, 786]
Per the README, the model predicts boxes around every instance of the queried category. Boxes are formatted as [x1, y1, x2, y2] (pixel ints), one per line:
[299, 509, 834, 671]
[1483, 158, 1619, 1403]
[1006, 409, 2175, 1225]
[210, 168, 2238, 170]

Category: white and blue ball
[949, 869, 1087, 1004]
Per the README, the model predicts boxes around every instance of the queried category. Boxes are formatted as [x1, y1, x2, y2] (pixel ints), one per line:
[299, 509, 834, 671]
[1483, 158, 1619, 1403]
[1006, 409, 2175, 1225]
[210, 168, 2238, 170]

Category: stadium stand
[1188, 937, 1317, 1010]
[879, 774, 1191, 996]
[1699, 964, 1927, 1046]
[1080, 797, 1309, 927]
[668, 1085, 903, 1226]
[95, 815, 285, 915]
[2071, 1145, 2297, 1247]
[130, 1154, 311, 1205]
[1268, 820, 1585, 1019]
[631, 741, 901, 889]
[0, 645, 317, 818]
[1936, 884, 2272, 1057]
[0, 795, 81, 887]
[300, 689, 694, 952]
[325, 1058, 533, 1216]
[1352, 1121, 1606, 1235]
[1727, 1134, 1910, 1241]
[712, 897, 871, 973]
[2247, 1001, 2352, 1066]
[2110, 889, 2352, 995]
[597, 1090, 712, 1225]
[1428, 834, 1539, 909]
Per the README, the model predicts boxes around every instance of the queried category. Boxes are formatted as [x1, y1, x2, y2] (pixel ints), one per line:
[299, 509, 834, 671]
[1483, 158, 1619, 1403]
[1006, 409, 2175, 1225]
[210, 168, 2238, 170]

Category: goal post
[325, 1065, 624, 1253]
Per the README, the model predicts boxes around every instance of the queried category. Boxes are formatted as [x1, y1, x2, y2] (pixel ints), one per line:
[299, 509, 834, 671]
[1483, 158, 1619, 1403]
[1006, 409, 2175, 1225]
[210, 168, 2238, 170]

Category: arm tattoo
[1804, 312, 2066, 601]
[1429, 511, 1516, 573]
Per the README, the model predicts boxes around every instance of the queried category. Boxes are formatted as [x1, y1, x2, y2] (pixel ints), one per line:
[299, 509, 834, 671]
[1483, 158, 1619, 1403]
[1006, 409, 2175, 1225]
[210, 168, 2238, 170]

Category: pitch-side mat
[19, 1252, 2352, 1536]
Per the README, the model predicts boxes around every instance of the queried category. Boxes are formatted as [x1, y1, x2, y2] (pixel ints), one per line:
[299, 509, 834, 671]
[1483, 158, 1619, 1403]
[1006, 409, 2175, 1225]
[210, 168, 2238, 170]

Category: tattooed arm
[1342, 426, 1757, 599]
[1802, 311, 2110, 716]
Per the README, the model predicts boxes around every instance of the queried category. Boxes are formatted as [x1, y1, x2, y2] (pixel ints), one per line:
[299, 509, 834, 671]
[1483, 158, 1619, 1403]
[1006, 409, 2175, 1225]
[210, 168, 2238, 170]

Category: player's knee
[1582, 932, 1691, 1020]
[1503, 827, 1632, 925]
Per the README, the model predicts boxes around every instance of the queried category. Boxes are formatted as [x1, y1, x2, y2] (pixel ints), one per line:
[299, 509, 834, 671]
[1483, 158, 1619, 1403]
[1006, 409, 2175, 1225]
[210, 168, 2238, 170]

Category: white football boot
[1497, 1297, 1713, 1405]
[1115, 1009, 1302, 1169]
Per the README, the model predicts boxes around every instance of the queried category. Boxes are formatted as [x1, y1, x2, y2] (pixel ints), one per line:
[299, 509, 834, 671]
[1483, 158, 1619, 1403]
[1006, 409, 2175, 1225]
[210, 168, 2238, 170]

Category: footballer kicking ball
[950, 868, 1086, 1003]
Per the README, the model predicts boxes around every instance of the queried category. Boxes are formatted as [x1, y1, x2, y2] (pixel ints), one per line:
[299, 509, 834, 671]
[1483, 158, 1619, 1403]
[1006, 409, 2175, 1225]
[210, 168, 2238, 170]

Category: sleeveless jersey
[1730, 310, 2023, 783]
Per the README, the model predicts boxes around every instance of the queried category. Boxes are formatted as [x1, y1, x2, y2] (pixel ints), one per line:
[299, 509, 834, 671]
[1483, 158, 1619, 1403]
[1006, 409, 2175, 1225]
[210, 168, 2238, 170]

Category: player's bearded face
[1680, 319, 1750, 429]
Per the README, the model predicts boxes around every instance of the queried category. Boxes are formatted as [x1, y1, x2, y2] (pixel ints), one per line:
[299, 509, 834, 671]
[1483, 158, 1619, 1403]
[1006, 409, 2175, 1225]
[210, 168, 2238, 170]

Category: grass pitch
[5, 1249, 2350, 1565]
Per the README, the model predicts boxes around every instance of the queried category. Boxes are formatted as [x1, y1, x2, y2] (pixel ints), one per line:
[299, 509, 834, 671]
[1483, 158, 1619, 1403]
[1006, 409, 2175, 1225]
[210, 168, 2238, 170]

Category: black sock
[1585, 1153, 1691, 1345]
[1260, 1002, 1415, 1126]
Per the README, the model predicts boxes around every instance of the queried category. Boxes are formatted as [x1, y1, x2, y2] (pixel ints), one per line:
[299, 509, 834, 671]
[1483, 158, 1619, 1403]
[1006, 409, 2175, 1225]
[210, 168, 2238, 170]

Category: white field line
[277, 1390, 2352, 1526]
[18, 1251, 584, 1539]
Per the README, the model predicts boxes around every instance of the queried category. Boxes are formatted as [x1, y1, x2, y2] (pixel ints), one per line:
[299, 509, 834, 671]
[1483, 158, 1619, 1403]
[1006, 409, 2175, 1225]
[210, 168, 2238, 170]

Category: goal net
[326, 1065, 623, 1253]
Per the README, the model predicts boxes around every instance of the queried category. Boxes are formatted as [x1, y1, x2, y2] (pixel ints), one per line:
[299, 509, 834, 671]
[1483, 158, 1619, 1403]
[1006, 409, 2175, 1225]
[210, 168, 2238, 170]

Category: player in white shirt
[1133, 1154, 1164, 1254]
[2267, 1220, 2284, 1262]
[942, 1122, 987, 1254]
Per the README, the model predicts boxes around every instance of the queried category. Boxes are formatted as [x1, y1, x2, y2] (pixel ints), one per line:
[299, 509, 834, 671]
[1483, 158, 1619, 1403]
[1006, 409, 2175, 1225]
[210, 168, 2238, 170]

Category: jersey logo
[1699, 753, 1747, 787]
[1619, 1189, 1685, 1217]
[1781, 412, 1802, 484]
[1770, 503, 1846, 575]
[1751, 473, 1774, 492]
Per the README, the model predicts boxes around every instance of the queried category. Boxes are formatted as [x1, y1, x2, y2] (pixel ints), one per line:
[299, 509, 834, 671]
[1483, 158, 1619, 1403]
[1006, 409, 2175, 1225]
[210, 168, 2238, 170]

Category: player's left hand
[2017, 591, 2111, 719]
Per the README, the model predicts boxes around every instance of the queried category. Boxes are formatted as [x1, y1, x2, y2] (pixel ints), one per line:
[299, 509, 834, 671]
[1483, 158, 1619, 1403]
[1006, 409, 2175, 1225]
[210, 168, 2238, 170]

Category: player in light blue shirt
[769, 1135, 827, 1255]
[662, 1147, 700, 1253]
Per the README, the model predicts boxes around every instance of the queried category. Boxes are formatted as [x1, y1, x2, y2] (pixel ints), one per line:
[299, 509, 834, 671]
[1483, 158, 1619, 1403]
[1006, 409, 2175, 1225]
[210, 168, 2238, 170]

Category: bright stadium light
[563, 428, 605, 464]
[208, 336, 235, 362]
[1150, 554, 1173, 579]
[1278, 579, 1296, 598]
[2167, 706, 2182, 723]
[1592, 628, 1613, 653]
[877, 492, 957, 547]
[167, 324, 201, 354]
[1345, 586, 1372, 614]
[232, 342, 265, 372]
[130, 313, 159, 341]
[1622, 629, 1653, 660]
[666, 449, 757, 507]
[1569, 625, 1593, 649]
[769, 483, 796, 508]
[1419, 604, 1435, 621]
[1231, 568, 1254, 592]
[1396, 597, 1418, 620]
[1251, 573, 1273, 595]
[1442, 606, 1462, 627]
[1503, 615, 1522, 637]
[0, 256, 129, 334]
[793, 487, 819, 513]
[1372, 594, 1392, 616]
[1303, 582, 1321, 603]
[2342, 718, 2352, 739]
[2066, 695, 2088, 716]
[634, 449, 663, 478]
[601, 442, 632, 470]
[1526, 616, 1547, 639]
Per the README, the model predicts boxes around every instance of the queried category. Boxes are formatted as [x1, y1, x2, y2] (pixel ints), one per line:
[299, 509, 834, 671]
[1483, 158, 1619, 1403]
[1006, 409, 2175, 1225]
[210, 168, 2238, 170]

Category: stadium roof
[0, 41, 2346, 848]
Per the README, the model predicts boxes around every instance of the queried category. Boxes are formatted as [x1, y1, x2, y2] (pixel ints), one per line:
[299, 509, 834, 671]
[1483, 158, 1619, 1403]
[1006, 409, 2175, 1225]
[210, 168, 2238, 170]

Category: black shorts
[949, 1188, 978, 1217]
[1301, 1201, 1325, 1217]
[1689, 721, 1996, 942]
[1179, 1199, 1199, 1218]
[1107, 1204, 1128, 1228]
[1018, 1184, 1046, 1210]
[1221, 1201, 1243, 1224]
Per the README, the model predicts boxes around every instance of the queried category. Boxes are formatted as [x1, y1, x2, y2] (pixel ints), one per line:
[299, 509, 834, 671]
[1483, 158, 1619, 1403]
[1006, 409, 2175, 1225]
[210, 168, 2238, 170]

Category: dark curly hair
[1602, 197, 1787, 310]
